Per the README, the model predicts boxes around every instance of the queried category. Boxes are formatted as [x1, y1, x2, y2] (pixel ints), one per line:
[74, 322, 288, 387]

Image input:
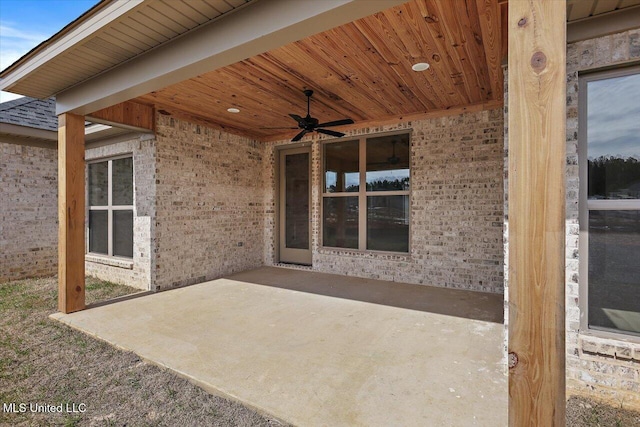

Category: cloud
[587, 74, 640, 159]
[0, 22, 48, 71]
[0, 22, 48, 103]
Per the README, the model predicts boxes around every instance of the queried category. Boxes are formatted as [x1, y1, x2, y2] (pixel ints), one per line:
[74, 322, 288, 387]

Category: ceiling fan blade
[289, 113, 304, 124]
[291, 130, 308, 142]
[317, 118, 354, 128]
[316, 128, 345, 138]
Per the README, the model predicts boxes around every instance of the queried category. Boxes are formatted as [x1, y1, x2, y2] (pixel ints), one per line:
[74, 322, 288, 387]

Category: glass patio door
[279, 147, 312, 265]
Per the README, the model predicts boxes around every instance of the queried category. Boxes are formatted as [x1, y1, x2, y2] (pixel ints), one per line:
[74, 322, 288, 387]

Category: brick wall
[153, 115, 266, 290]
[564, 28, 640, 408]
[0, 142, 58, 281]
[265, 108, 505, 293]
[85, 135, 156, 290]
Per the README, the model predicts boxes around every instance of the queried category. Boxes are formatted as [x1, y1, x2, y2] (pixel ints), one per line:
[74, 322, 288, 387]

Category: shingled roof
[0, 97, 57, 131]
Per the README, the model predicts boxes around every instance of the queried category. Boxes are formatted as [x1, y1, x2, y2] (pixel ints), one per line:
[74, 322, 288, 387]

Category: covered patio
[52, 267, 506, 426]
[1, 0, 574, 423]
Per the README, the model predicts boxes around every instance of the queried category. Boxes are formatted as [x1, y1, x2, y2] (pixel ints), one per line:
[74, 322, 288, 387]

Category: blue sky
[0, 0, 98, 102]
[587, 73, 640, 159]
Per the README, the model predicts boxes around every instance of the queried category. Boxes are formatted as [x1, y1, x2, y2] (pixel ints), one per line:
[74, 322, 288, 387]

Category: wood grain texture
[136, 0, 505, 141]
[88, 100, 154, 132]
[58, 113, 86, 314]
[507, 0, 566, 425]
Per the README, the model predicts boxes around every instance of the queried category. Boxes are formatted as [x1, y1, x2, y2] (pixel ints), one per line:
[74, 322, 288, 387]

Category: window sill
[85, 254, 134, 270]
[317, 247, 411, 261]
[579, 332, 640, 362]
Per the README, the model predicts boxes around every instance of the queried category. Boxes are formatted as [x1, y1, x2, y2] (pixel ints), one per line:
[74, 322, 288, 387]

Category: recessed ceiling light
[227, 107, 240, 113]
[411, 62, 430, 72]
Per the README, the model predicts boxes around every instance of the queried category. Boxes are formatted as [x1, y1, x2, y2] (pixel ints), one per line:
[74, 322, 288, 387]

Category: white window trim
[578, 65, 640, 340]
[320, 130, 411, 254]
[87, 154, 134, 259]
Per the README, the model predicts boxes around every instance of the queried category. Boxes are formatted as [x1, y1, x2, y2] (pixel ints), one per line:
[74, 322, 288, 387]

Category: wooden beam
[508, 0, 566, 425]
[87, 100, 154, 132]
[58, 113, 86, 314]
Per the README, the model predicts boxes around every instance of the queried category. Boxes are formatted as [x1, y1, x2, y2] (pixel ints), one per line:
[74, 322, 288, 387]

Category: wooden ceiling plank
[310, 26, 433, 113]
[398, 0, 474, 104]
[191, 70, 298, 123]
[217, 62, 340, 122]
[427, 0, 486, 103]
[367, 4, 459, 108]
[462, 0, 494, 99]
[422, 0, 482, 102]
[476, 0, 504, 101]
[341, 25, 442, 110]
[264, 42, 385, 118]
[282, 40, 397, 117]
[245, 53, 369, 121]
[360, 4, 464, 107]
[140, 93, 265, 139]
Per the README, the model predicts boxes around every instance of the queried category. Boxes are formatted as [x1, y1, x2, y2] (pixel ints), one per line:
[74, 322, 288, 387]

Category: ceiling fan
[264, 89, 354, 142]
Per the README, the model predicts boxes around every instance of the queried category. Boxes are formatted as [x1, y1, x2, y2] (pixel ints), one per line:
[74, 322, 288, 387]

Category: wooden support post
[508, 0, 566, 426]
[58, 113, 86, 313]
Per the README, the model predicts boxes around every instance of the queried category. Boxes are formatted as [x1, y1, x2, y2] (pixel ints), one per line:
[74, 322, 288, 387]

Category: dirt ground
[1, 276, 639, 426]
[0, 276, 286, 426]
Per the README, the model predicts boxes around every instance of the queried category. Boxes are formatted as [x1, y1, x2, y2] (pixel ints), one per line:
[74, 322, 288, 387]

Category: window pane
[587, 73, 640, 199]
[88, 162, 108, 206]
[324, 140, 359, 193]
[588, 210, 640, 335]
[112, 157, 133, 205]
[89, 210, 108, 255]
[366, 134, 410, 191]
[323, 197, 358, 248]
[285, 152, 309, 249]
[367, 196, 409, 252]
[113, 210, 134, 258]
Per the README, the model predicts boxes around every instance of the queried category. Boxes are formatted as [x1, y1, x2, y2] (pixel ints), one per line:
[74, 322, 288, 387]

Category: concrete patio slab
[52, 267, 507, 426]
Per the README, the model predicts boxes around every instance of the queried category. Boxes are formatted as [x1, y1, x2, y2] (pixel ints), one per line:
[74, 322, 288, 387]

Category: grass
[0, 276, 285, 427]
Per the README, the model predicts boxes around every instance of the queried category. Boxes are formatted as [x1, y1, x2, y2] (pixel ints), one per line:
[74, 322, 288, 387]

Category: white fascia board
[56, 0, 408, 115]
[0, 0, 144, 92]
[567, 6, 640, 43]
[0, 123, 57, 140]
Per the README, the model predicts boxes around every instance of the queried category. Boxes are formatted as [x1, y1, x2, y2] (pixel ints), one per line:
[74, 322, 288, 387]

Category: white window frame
[320, 130, 411, 254]
[87, 154, 134, 259]
[578, 65, 640, 339]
